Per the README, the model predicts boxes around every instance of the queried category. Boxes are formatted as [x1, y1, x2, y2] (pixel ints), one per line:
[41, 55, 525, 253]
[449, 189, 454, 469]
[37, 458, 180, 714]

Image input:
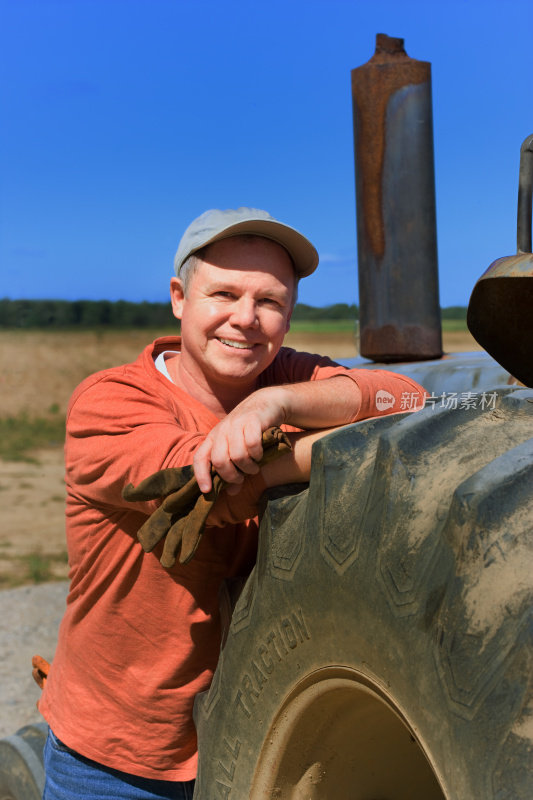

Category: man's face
[170, 236, 296, 395]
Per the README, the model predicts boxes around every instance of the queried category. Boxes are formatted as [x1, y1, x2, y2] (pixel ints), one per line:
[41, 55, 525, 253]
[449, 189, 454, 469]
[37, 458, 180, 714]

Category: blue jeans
[43, 728, 195, 800]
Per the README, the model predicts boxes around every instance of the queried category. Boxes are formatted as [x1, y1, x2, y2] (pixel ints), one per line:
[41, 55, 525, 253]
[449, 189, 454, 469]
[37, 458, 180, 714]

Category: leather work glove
[122, 426, 291, 567]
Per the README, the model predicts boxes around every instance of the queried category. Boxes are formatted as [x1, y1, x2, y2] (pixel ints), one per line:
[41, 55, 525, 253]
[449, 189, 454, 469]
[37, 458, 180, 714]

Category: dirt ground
[0, 328, 481, 588]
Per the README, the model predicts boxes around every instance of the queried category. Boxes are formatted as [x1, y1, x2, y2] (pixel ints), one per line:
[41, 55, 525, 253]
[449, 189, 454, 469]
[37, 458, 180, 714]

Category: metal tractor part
[467, 134, 533, 387]
[351, 33, 442, 363]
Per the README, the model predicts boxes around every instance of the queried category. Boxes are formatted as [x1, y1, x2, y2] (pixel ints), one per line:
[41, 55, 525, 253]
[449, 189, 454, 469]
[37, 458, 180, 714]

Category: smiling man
[38, 207, 426, 799]
[169, 235, 295, 413]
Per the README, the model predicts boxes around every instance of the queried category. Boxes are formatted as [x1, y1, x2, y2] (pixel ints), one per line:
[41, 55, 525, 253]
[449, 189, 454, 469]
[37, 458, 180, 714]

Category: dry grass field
[0, 327, 480, 417]
[0, 326, 481, 587]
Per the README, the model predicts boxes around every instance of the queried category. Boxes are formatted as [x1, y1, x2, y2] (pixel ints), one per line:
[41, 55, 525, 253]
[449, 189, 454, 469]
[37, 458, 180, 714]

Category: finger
[221, 425, 291, 491]
[209, 435, 247, 485]
[242, 418, 265, 463]
[213, 461, 246, 486]
[227, 454, 260, 477]
[211, 426, 262, 480]
[193, 439, 214, 493]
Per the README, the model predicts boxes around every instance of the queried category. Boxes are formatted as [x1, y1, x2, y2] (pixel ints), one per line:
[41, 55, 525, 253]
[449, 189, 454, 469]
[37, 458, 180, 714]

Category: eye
[214, 291, 236, 300]
[259, 297, 283, 308]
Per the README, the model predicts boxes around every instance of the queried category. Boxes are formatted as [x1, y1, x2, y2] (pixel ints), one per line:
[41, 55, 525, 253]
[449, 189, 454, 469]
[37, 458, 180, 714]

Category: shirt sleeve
[66, 350, 426, 520]
[263, 347, 426, 421]
[65, 372, 206, 514]
[336, 368, 426, 421]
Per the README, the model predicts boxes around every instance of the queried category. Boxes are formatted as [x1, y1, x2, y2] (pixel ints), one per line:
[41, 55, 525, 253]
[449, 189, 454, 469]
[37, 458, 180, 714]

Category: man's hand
[123, 427, 291, 566]
[193, 388, 289, 494]
[192, 377, 363, 494]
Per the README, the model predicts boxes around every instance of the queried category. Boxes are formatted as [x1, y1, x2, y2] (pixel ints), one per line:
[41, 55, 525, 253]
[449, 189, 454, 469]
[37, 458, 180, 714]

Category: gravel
[0, 581, 68, 739]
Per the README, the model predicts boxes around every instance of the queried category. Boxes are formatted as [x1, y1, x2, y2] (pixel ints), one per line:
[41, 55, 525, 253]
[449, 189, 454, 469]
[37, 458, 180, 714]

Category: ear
[170, 277, 186, 320]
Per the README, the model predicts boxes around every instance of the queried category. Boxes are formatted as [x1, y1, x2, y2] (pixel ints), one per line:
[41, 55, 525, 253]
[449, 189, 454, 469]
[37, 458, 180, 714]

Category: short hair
[179, 250, 204, 296]
[178, 235, 299, 305]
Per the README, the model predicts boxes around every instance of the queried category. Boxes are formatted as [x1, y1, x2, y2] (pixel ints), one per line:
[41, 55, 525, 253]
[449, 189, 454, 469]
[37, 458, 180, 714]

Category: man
[39, 207, 425, 799]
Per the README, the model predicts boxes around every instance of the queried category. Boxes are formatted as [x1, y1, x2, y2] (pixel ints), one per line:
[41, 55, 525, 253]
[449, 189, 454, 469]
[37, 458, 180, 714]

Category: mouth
[217, 337, 256, 350]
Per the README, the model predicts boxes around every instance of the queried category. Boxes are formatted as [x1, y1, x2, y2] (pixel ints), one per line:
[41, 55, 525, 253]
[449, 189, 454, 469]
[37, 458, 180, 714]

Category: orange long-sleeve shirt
[39, 337, 425, 780]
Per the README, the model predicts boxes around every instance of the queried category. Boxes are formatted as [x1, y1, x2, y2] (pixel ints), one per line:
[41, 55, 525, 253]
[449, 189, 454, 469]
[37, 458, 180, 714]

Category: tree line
[0, 299, 175, 328]
[0, 299, 361, 328]
[0, 298, 466, 329]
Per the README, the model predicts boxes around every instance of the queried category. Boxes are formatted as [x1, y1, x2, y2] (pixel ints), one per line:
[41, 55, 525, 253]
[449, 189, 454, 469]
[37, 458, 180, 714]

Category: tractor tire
[0, 722, 47, 800]
[193, 387, 533, 800]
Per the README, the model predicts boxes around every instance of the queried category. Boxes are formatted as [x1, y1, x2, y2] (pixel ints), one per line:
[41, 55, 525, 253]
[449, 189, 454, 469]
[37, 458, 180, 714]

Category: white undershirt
[154, 351, 178, 384]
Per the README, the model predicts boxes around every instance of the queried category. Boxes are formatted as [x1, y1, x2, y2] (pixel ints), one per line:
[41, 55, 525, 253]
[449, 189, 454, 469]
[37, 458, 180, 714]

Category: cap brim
[189, 218, 319, 278]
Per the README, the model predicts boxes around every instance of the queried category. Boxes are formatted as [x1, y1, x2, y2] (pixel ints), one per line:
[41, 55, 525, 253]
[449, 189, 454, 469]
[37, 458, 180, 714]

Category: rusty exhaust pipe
[351, 34, 443, 362]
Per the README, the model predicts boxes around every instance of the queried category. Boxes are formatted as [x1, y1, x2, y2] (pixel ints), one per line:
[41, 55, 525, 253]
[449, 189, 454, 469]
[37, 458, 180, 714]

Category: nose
[230, 296, 259, 329]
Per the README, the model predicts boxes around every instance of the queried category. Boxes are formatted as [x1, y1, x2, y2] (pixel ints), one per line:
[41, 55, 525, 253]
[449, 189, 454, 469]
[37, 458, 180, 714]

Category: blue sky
[1, 0, 532, 307]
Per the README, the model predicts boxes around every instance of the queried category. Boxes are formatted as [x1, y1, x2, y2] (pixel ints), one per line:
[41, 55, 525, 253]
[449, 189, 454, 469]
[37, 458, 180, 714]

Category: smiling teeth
[218, 338, 251, 349]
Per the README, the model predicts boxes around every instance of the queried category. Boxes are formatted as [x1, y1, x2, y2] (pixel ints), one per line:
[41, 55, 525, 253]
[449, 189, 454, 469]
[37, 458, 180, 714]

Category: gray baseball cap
[174, 207, 319, 278]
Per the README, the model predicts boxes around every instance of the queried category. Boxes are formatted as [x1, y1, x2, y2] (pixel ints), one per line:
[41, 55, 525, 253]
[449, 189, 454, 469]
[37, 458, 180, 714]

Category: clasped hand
[123, 416, 291, 567]
[193, 389, 289, 495]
